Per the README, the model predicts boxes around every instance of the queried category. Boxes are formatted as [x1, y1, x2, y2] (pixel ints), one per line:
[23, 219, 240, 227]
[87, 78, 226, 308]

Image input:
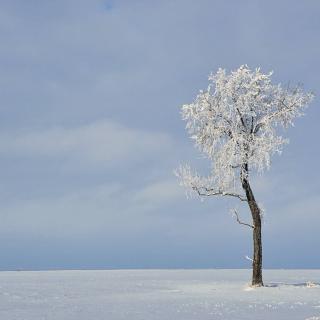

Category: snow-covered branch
[254, 86, 313, 131]
[174, 165, 247, 201]
[193, 186, 247, 202]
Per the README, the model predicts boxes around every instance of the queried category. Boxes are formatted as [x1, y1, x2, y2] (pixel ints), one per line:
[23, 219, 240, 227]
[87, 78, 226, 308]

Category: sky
[0, 0, 319, 270]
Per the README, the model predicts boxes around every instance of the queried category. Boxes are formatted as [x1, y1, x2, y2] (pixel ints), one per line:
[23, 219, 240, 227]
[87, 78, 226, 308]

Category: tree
[175, 65, 313, 286]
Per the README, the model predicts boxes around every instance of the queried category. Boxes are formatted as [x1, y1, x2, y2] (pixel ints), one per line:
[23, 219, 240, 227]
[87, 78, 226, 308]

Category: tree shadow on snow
[265, 282, 320, 288]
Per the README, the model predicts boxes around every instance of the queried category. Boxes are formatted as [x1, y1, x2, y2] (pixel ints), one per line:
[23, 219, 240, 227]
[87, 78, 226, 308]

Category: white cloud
[132, 179, 184, 209]
[0, 120, 174, 169]
[0, 177, 186, 238]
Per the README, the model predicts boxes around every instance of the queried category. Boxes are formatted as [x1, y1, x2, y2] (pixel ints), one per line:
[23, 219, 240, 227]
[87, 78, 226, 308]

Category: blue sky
[0, 0, 319, 270]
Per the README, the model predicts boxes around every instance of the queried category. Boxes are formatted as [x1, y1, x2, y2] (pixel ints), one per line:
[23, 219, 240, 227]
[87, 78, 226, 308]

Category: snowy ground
[0, 269, 320, 320]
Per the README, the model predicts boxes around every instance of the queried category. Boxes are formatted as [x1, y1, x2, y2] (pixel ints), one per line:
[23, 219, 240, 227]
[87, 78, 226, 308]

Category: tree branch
[204, 95, 233, 128]
[245, 255, 253, 262]
[254, 98, 297, 133]
[232, 209, 254, 228]
[192, 185, 247, 202]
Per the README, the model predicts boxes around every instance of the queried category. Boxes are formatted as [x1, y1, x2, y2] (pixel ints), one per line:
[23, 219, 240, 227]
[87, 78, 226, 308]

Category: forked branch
[192, 185, 247, 202]
[232, 208, 254, 228]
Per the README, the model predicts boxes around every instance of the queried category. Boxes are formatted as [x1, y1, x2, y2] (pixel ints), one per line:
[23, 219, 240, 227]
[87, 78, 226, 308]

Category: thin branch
[236, 107, 247, 130]
[245, 255, 253, 262]
[204, 95, 233, 128]
[254, 99, 297, 133]
[250, 115, 254, 133]
[192, 185, 247, 202]
[232, 209, 254, 228]
[253, 122, 264, 134]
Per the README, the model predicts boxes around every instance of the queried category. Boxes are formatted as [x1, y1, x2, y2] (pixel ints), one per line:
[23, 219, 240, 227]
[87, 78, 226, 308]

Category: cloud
[132, 179, 184, 210]
[0, 177, 186, 239]
[0, 182, 127, 237]
[0, 120, 174, 170]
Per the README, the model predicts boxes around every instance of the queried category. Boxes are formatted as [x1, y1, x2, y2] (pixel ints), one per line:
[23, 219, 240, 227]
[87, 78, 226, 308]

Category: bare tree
[176, 65, 313, 286]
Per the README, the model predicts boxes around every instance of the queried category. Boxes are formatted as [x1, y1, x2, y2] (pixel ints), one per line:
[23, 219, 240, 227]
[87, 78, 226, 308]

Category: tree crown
[176, 65, 313, 196]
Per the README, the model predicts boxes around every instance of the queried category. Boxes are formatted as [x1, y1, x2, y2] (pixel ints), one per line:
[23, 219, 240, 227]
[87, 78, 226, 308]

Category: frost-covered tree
[176, 65, 313, 286]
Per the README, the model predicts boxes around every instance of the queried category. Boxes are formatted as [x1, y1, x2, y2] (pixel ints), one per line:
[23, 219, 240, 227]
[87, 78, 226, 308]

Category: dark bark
[241, 164, 263, 286]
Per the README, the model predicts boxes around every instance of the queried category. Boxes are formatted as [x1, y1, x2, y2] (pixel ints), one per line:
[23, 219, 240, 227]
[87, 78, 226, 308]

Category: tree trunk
[241, 166, 263, 287]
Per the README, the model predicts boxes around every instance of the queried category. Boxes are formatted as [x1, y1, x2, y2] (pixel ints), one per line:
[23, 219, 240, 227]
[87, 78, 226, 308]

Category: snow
[0, 269, 320, 319]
